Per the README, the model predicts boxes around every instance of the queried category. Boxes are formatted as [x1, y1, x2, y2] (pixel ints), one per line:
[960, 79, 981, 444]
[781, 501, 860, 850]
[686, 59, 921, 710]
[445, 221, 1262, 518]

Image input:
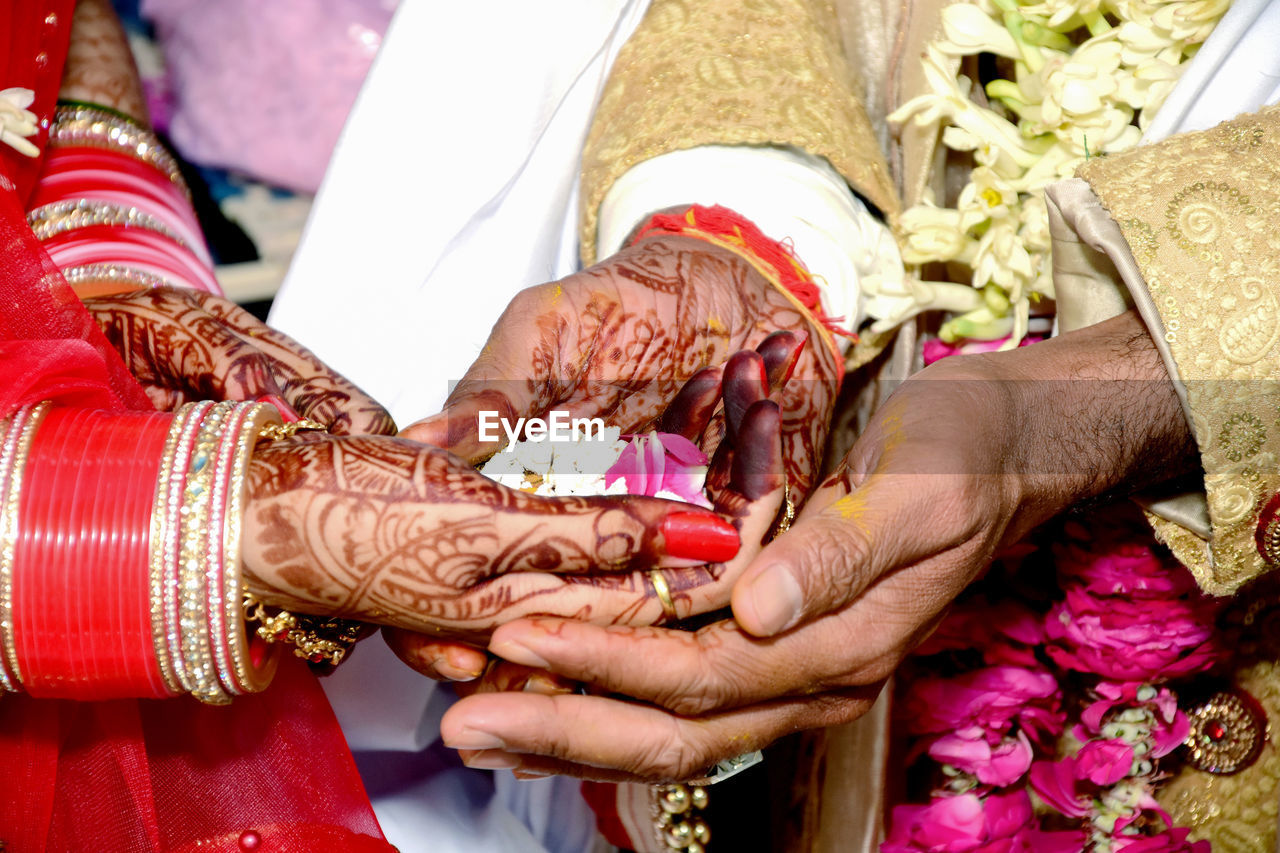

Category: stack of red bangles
[0, 400, 282, 702]
[29, 101, 220, 297]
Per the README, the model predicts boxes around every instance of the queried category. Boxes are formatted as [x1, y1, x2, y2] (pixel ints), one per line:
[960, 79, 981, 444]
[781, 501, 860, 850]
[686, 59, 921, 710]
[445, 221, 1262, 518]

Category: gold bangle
[215, 403, 281, 694]
[0, 402, 49, 692]
[149, 402, 210, 696]
[62, 263, 173, 295]
[179, 402, 233, 704]
[50, 104, 189, 197]
[27, 199, 186, 247]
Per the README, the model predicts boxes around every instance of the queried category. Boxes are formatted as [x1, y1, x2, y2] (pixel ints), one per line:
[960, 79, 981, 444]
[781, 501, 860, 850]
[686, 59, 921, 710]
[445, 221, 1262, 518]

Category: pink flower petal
[1076, 738, 1134, 786]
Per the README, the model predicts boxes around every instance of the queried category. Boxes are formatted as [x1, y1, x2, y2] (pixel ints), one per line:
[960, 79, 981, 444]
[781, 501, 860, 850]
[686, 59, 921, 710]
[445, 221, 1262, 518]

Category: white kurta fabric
[270, 2, 646, 851]
[1141, 0, 1280, 144]
[271, 0, 651, 428]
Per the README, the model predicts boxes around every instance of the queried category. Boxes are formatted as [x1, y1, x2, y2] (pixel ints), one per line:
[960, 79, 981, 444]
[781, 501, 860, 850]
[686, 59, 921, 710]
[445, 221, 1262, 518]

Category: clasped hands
[403, 241, 1193, 783]
[91, 232, 1193, 785]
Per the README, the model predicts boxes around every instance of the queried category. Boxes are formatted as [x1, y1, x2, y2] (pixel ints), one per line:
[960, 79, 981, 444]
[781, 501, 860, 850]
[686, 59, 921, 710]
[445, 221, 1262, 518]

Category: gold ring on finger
[649, 569, 679, 622]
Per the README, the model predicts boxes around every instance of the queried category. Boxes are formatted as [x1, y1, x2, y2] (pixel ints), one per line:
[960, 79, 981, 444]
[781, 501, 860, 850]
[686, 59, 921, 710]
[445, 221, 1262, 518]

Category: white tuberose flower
[0, 88, 39, 158]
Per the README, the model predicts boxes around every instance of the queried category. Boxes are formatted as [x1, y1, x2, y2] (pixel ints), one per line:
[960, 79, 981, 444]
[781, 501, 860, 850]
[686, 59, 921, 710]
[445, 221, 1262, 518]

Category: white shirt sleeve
[596, 144, 902, 349]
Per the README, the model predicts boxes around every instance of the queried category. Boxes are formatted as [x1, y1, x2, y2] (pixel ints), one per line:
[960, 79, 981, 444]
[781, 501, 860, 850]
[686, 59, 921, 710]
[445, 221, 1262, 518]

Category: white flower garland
[874, 0, 1228, 346]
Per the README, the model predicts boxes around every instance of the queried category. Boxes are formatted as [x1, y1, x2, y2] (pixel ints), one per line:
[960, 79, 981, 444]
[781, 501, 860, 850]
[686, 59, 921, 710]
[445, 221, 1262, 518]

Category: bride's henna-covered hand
[402, 235, 841, 501]
[240, 432, 754, 644]
[85, 286, 396, 435]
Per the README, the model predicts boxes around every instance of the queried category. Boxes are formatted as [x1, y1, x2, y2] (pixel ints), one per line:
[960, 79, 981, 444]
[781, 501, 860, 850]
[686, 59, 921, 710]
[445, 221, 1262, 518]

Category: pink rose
[1079, 683, 1189, 757]
[914, 598, 1046, 668]
[882, 791, 1079, 853]
[605, 432, 711, 507]
[905, 666, 1061, 739]
[922, 335, 1042, 366]
[1053, 538, 1196, 600]
[1028, 757, 1091, 818]
[927, 729, 1033, 787]
[1075, 738, 1134, 785]
[1045, 588, 1221, 682]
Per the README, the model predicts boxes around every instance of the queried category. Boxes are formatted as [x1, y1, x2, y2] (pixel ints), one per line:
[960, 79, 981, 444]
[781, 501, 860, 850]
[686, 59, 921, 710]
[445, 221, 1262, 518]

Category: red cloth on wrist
[631, 203, 854, 349]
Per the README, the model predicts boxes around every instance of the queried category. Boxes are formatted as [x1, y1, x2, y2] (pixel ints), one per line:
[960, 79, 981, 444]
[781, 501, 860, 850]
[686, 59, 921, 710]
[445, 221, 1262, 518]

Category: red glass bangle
[42, 226, 221, 294]
[37, 148, 198, 215]
[33, 147, 207, 254]
[11, 407, 173, 699]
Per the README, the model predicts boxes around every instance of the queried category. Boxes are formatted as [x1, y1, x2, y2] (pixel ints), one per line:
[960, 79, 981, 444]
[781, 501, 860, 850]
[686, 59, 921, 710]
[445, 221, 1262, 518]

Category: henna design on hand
[85, 287, 396, 435]
[429, 236, 840, 500]
[61, 0, 149, 122]
[242, 434, 731, 643]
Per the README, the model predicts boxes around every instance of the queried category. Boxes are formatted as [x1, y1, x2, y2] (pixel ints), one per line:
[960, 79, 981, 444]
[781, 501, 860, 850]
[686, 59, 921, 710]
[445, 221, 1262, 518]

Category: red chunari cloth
[0, 4, 390, 849]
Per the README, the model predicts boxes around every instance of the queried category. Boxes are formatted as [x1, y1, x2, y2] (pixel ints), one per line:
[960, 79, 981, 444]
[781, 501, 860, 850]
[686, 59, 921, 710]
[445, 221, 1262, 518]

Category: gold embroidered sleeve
[578, 0, 898, 265]
[1075, 105, 1280, 595]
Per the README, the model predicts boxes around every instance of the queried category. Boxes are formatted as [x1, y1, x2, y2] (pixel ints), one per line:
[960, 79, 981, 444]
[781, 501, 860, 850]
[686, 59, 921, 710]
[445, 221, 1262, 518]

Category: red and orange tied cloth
[0, 399, 283, 703]
[630, 203, 852, 365]
[28, 101, 220, 297]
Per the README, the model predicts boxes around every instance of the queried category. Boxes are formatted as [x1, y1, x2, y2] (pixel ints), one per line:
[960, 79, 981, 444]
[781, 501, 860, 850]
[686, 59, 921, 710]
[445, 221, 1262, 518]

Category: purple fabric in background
[141, 0, 397, 192]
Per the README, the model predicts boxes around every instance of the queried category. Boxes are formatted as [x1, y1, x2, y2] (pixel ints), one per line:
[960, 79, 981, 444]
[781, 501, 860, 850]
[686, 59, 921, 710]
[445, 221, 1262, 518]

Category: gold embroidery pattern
[1080, 107, 1280, 593]
[1218, 413, 1266, 464]
[1121, 217, 1159, 267]
[1163, 181, 1255, 255]
[578, 0, 898, 264]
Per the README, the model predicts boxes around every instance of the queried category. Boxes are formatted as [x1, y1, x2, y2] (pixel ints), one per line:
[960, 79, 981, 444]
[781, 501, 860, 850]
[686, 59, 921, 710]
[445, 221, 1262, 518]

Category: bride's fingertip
[661, 511, 740, 563]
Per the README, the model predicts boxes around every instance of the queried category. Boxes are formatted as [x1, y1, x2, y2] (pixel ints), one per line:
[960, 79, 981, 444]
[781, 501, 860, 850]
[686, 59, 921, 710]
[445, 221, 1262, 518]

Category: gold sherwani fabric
[577, 0, 899, 266]
[1071, 105, 1280, 596]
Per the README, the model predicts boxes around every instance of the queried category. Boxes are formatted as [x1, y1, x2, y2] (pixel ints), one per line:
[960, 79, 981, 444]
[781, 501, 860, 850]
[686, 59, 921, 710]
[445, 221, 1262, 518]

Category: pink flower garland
[885, 511, 1222, 853]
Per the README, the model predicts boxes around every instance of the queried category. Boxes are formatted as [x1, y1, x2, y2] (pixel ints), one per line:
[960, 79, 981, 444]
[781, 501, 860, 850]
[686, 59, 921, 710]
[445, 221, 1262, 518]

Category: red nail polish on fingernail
[662, 512, 740, 563]
[781, 331, 808, 384]
[255, 394, 301, 422]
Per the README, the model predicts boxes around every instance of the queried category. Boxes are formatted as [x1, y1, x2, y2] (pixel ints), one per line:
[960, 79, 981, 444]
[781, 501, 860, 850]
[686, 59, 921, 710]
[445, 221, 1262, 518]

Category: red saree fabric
[0, 4, 391, 849]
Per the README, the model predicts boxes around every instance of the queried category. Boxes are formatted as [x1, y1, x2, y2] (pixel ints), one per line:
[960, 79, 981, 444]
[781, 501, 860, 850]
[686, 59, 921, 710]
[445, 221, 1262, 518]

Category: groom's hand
[436, 312, 1200, 779]
[400, 235, 841, 502]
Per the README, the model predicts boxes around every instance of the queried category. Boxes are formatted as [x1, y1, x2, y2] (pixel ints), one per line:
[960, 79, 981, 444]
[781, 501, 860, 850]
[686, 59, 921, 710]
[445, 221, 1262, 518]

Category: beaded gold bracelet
[239, 417, 366, 668]
[27, 199, 187, 246]
[49, 102, 189, 197]
[653, 784, 711, 853]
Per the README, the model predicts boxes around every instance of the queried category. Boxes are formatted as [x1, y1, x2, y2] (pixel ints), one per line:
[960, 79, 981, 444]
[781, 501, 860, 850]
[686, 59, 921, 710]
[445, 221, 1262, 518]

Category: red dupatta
[0, 5, 390, 850]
